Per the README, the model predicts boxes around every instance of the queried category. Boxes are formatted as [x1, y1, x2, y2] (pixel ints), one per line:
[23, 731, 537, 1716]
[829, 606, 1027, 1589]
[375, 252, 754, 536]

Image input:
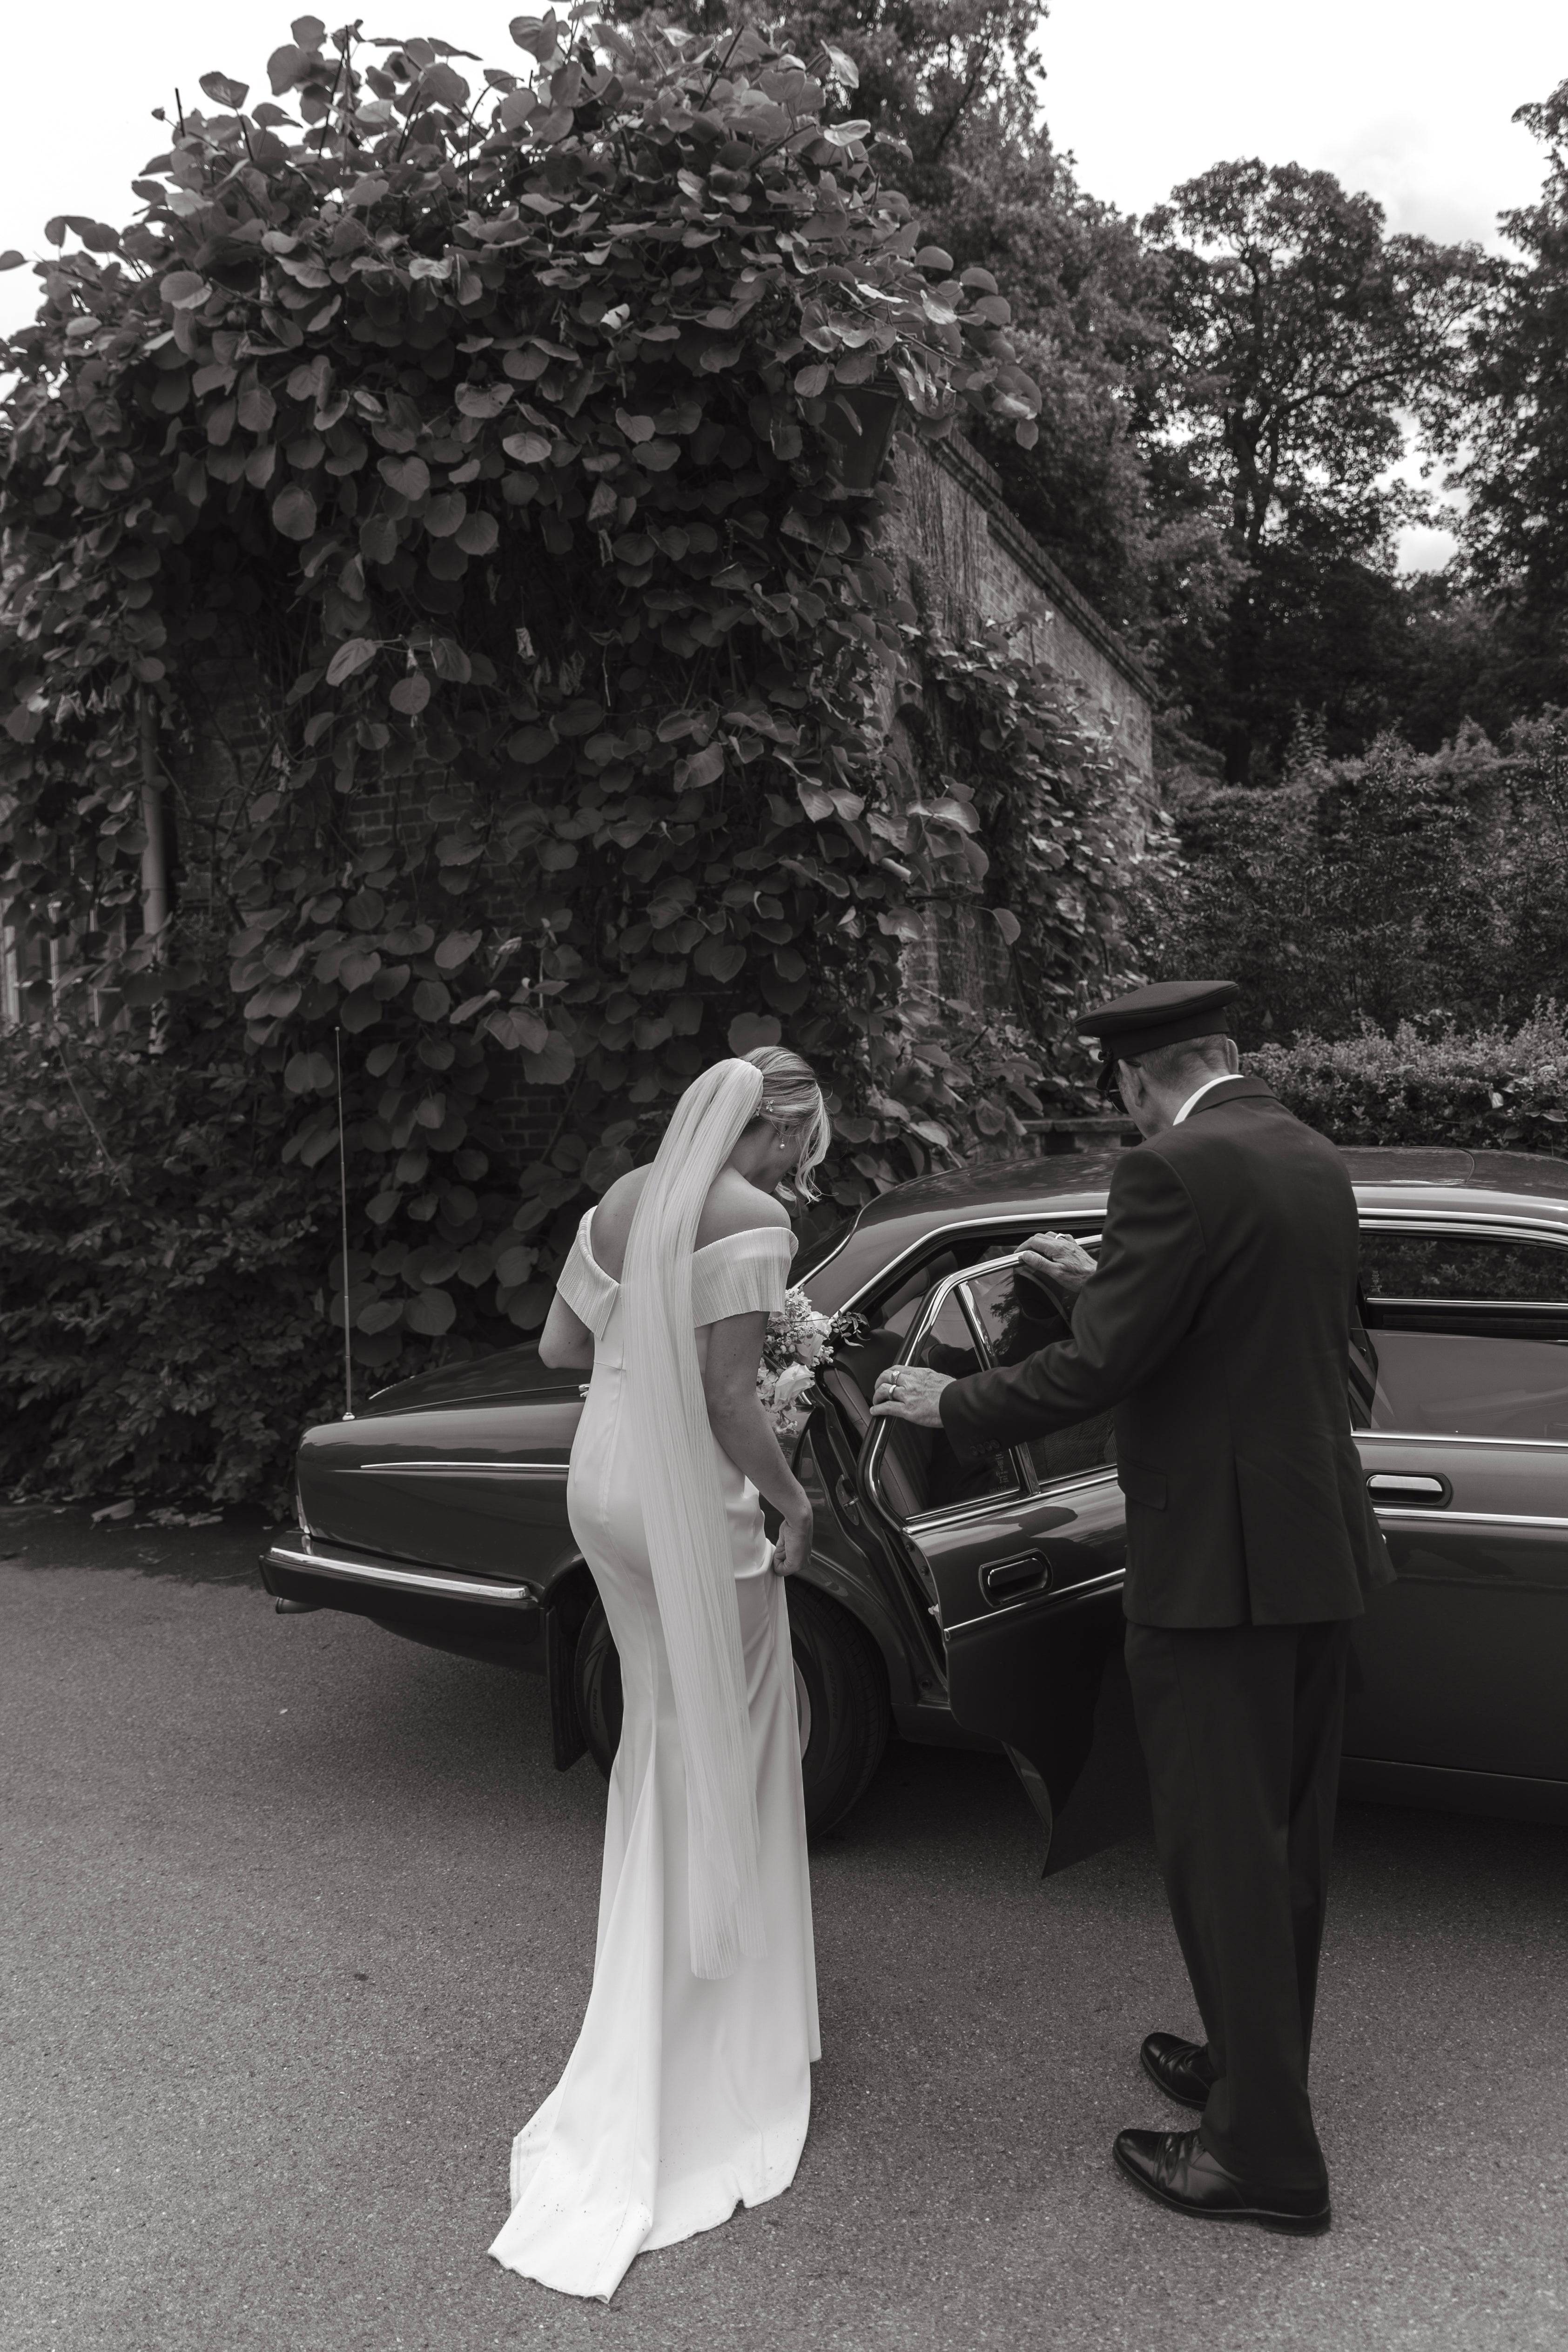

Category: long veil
[620, 1056, 770, 1979]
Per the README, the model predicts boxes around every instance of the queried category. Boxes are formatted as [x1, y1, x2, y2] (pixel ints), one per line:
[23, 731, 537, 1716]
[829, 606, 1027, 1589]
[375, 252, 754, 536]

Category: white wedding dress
[488, 1205, 819, 2302]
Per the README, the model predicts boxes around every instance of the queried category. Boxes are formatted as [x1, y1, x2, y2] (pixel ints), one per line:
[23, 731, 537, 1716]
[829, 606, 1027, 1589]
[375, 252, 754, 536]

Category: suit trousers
[1124, 1617, 1353, 2197]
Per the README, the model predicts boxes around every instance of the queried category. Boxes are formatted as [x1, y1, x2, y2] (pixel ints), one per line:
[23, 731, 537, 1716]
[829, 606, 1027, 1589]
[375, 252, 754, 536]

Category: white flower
[797, 1314, 832, 1365]
[773, 1361, 817, 1410]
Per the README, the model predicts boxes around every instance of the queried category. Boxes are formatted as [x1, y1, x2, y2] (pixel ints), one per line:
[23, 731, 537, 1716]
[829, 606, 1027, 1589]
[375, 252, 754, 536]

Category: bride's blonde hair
[740, 1044, 831, 1203]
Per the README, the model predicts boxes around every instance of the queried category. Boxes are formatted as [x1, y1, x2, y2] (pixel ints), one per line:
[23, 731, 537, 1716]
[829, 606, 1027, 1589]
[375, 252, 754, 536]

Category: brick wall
[162, 444, 1158, 1161]
[895, 435, 1156, 790]
[883, 434, 1158, 1051]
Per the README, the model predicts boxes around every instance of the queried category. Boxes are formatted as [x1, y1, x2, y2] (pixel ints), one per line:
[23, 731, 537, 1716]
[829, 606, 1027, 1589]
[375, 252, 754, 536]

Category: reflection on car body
[262, 1145, 1568, 1854]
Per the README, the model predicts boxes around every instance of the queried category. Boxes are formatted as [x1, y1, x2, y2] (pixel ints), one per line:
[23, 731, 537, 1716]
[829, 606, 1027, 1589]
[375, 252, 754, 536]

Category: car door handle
[1366, 1472, 1452, 1507]
[981, 1552, 1052, 1604]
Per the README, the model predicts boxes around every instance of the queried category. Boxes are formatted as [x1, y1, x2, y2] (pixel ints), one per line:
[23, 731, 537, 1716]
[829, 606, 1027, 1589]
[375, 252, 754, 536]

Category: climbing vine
[917, 625, 1177, 1109]
[0, 10, 1143, 1400]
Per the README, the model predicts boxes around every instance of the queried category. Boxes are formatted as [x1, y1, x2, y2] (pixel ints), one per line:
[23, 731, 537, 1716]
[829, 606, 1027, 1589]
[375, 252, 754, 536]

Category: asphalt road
[4, 1504, 1566, 2352]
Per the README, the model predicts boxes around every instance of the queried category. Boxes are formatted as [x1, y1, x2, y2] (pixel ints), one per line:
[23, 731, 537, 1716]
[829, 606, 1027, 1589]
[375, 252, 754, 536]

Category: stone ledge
[924, 433, 1159, 705]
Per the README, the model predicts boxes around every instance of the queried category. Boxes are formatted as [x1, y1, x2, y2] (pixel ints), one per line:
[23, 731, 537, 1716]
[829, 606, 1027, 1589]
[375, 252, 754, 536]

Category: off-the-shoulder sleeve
[691, 1227, 796, 1325]
[555, 1209, 618, 1339]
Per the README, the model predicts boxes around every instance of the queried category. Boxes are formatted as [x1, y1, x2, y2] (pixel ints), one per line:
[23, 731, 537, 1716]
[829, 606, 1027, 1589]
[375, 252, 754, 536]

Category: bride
[488, 1046, 828, 2302]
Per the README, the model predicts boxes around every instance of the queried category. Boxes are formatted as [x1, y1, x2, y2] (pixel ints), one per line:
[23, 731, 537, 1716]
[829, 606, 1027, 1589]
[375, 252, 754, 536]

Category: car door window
[962, 1260, 1117, 1489]
[1360, 1227, 1568, 1438]
[1361, 1231, 1568, 1305]
[867, 1254, 1121, 1528]
[881, 1287, 1018, 1517]
[1368, 1331, 1568, 1439]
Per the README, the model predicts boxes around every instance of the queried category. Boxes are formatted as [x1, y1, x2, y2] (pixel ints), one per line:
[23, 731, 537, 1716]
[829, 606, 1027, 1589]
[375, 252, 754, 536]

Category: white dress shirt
[1171, 1071, 1239, 1127]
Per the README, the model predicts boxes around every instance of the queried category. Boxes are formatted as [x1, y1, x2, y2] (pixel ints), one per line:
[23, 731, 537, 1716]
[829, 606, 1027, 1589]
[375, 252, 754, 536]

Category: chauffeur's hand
[1017, 1230, 1097, 1292]
[870, 1365, 953, 1427]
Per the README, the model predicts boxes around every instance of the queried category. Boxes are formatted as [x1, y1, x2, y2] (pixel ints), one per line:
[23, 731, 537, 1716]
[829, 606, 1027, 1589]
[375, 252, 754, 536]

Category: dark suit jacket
[939, 1076, 1395, 1627]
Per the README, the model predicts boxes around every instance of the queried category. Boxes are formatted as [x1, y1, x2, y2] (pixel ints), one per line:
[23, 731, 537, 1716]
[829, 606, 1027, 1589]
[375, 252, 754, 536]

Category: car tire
[573, 1580, 890, 1840]
[573, 1597, 623, 1782]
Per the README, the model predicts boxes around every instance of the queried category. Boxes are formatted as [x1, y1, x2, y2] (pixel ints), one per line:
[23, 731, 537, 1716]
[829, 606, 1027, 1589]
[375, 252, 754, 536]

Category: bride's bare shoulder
[588, 1163, 788, 1275]
[588, 1165, 652, 1278]
[695, 1169, 790, 1250]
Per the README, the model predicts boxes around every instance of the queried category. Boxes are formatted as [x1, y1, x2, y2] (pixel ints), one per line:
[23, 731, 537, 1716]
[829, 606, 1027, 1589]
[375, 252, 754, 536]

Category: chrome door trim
[1356, 1430, 1568, 1454]
[942, 1564, 1125, 1638]
[834, 1213, 1103, 1320]
[902, 1463, 1121, 1541]
[343, 1458, 568, 1478]
[1356, 1211, 1568, 1249]
[1372, 1508, 1568, 1532]
[902, 1491, 1028, 1537]
[266, 1541, 540, 1607]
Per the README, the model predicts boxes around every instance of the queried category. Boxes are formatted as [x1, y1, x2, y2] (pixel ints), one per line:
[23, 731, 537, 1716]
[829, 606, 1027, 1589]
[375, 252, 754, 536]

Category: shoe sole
[1113, 2141, 1331, 2237]
[1139, 2045, 1208, 2111]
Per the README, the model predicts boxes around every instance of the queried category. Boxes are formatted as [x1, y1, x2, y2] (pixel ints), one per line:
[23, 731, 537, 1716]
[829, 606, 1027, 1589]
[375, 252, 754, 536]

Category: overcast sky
[3, 3, 1563, 565]
[1043, 0, 1562, 247]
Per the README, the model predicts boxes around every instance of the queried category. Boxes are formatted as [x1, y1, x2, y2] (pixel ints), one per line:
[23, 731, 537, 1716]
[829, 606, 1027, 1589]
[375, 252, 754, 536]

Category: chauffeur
[872, 979, 1393, 2236]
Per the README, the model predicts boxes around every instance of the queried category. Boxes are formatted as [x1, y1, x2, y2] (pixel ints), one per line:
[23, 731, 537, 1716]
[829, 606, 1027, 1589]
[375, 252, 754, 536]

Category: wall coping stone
[924, 431, 1159, 706]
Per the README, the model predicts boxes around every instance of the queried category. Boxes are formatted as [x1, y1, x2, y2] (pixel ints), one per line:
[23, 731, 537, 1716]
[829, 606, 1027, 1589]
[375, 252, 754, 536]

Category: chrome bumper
[263, 1539, 540, 1611]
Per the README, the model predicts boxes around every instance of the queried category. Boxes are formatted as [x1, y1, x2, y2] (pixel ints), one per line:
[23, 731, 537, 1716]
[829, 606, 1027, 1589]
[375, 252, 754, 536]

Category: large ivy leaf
[325, 638, 378, 686]
[272, 484, 317, 540]
[405, 1287, 457, 1335]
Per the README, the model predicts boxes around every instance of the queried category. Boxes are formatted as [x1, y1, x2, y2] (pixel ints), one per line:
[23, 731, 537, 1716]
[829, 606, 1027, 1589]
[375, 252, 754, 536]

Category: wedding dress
[489, 1063, 819, 2303]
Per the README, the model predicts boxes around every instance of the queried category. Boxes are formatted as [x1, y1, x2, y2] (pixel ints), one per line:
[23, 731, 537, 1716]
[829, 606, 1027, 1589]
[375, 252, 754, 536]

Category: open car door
[855, 1253, 1127, 1860]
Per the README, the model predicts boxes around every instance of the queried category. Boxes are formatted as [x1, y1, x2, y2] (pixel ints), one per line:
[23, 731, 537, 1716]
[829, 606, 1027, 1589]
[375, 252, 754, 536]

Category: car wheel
[574, 1582, 890, 1838]
[574, 1598, 623, 1781]
[787, 1580, 890, 1838]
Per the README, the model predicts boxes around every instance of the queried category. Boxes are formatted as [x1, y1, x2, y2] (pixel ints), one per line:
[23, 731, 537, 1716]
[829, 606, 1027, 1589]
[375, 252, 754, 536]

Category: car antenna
[336, 1027, 355, 1421]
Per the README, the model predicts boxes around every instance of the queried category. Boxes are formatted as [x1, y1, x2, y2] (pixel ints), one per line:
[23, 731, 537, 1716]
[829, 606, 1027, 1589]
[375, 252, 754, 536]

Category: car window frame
[1356, 1212, 1568, 1449]
[861, 1249, 1117, 1537]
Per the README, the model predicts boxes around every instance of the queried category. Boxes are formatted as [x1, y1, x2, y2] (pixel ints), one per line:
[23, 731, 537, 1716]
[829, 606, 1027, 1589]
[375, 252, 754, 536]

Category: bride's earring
[772, 1123, 798, 1196]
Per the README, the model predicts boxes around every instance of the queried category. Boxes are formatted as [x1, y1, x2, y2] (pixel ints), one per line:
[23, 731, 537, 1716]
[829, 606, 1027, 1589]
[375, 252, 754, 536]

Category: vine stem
[54, 1034, 129, 1192]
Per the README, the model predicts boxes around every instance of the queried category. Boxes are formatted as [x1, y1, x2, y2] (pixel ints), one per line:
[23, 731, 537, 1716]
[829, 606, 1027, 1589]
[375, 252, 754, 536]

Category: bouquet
[757, 1286, 869, 1440]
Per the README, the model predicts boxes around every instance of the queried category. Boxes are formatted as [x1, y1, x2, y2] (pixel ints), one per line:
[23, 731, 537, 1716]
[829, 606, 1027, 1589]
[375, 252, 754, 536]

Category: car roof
[804, 1143, 1568, 1312]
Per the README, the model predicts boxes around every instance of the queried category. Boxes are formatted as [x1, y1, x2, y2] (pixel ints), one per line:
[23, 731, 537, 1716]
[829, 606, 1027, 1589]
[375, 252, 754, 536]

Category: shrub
[1252, 1009, 1568, 1155]
[1162, 717, 1568, 1043]
[0, 1029, 341, 1507]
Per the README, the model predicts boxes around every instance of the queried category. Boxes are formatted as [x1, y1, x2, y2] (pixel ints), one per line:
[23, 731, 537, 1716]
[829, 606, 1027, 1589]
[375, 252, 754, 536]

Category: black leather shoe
[1140, 2031, 1217, 2111]
[1113, 2129, 1330, 2236]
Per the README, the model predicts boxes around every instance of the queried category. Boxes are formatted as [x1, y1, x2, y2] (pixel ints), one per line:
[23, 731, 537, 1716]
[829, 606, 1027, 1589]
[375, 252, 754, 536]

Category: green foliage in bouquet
[0, 8, 1070, 1385]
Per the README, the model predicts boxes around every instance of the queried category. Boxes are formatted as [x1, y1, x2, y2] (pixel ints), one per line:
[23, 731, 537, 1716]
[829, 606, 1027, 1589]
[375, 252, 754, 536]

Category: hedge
[1253, 1010, 1568, 1156]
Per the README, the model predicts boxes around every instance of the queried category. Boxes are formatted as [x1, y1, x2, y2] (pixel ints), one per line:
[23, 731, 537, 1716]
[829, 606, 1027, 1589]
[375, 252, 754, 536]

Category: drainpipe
[138, 694, 169, 947]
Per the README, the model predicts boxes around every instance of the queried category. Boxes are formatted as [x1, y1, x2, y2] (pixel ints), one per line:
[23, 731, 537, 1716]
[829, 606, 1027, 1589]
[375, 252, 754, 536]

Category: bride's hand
[771, 1505, 812, 1577]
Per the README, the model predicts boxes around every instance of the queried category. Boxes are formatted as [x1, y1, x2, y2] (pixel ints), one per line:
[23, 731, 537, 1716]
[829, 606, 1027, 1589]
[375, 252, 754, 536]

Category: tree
[1144, 161, 1480, 780]
[1445, 78, 1568, 713]
[631, 0, 1213, 644]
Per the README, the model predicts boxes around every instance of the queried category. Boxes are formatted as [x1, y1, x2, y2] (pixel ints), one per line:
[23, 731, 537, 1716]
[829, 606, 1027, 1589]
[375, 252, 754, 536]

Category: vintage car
[262, 1143, 1568, 1855]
